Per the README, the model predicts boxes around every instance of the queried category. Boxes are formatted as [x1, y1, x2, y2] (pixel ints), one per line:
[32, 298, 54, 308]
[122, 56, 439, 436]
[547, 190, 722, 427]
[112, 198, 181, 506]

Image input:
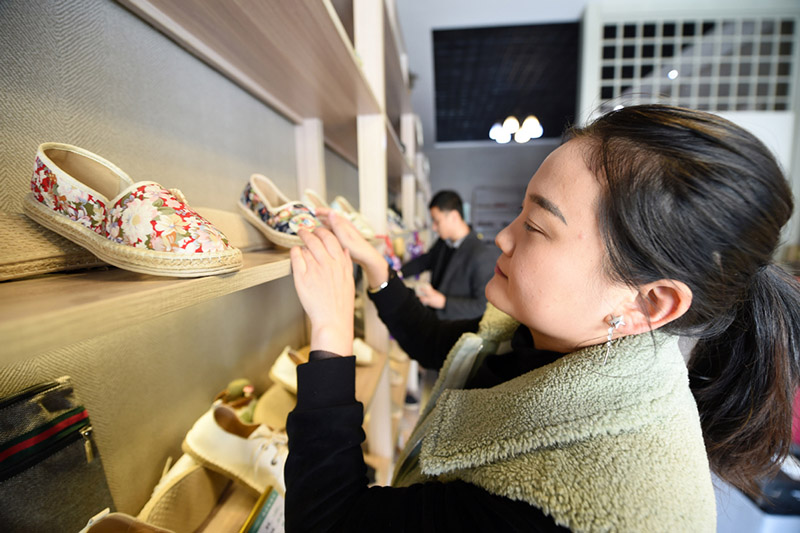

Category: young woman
[284, 105, 800, 532]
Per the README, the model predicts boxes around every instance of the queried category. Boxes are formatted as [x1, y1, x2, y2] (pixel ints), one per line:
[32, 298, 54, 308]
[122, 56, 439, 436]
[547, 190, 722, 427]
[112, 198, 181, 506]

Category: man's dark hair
[429, 190, 463, 218]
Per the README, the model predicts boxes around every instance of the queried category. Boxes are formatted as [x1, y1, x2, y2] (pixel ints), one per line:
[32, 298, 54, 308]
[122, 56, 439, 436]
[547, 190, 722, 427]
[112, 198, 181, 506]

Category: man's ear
[616, 280, 693, 335]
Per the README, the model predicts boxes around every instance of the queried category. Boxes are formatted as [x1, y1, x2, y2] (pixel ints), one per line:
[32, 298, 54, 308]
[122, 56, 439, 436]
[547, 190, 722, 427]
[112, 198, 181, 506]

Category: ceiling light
[502, 116, 520, 134]
[514, 130, 531, 143]
[667, 69, 679, 80]
[521, 115, 543, 139]
[488, 122, 503, 141]
[521, 115, 539, 131]
[495, 130, 512, 144]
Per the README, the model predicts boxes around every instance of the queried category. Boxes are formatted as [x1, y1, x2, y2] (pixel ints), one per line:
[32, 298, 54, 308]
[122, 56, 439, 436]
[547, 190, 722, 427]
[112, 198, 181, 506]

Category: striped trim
[0, 407, 89, 468]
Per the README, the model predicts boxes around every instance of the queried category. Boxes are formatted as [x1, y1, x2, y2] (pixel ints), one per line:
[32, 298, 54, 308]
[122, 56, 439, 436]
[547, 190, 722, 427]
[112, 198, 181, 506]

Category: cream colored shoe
[182, 404, 288, 497]
[331, 195, 376, 239]
[137, 454, 228, 533]
[303, 188, 329, 212]
[80, 509, 175, 533]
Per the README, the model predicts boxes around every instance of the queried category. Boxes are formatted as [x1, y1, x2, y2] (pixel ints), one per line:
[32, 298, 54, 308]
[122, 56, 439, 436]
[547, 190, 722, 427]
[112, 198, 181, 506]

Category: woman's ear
[616, 280, 693, 335]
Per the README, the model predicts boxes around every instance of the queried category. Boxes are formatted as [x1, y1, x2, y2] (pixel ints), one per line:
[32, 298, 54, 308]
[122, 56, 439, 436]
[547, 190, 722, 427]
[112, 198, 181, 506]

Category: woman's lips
[494, 264, 507, 279]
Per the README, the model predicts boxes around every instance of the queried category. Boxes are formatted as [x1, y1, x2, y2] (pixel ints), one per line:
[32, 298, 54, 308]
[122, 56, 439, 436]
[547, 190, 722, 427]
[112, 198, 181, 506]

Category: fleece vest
[392, 304, 716, 532]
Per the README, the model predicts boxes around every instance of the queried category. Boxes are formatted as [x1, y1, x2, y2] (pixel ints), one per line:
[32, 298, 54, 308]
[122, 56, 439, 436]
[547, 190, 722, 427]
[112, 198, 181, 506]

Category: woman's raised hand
[315, 207, 389, 290]
[290, 227, 354, 356]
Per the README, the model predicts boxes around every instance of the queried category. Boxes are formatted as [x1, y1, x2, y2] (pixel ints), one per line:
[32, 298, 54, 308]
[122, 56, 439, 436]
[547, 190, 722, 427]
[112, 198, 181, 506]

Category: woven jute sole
[24, 195, 243, 278]
[137, 458, 228, 532]
[237, 201, 303, 249]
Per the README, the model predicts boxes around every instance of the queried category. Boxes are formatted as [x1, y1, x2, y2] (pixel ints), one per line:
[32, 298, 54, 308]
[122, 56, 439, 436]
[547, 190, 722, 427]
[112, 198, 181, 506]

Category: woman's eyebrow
[529, 193, 567, 225]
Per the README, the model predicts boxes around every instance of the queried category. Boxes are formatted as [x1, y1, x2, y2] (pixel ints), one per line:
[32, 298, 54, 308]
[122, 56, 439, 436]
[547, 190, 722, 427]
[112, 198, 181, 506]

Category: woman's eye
[523, 221, 541, 234]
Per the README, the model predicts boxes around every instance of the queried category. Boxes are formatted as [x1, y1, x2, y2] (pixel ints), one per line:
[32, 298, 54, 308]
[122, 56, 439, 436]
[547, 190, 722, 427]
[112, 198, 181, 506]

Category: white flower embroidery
[120, 197, 158, 245]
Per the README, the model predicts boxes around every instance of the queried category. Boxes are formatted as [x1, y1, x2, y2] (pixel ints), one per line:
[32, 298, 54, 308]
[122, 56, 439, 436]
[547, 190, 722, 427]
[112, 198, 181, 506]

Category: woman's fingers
[289, 246, 306, 276]
[315, 226, 347, 262]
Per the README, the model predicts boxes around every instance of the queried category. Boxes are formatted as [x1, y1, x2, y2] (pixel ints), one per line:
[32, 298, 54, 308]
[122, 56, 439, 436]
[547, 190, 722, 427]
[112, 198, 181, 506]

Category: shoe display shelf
[114, 0, 428, 486]
[0, 250, 290, 366]
[117, 0, 414, 187]
[189, 348, 390, 531]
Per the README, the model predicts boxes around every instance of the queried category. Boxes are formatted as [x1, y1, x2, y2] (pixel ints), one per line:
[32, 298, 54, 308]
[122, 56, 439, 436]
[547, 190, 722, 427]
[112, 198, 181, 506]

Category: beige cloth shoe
[24, 143, 242, 277]
[182, 404, 288, 497]
[80, 508, 175, 533]
[136, 454, 228, 533]
[331, 195, 376, 239]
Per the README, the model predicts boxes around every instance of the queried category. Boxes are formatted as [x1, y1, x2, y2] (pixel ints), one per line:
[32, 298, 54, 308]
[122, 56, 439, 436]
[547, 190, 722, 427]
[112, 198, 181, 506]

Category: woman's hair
[567, 104, 800, 497]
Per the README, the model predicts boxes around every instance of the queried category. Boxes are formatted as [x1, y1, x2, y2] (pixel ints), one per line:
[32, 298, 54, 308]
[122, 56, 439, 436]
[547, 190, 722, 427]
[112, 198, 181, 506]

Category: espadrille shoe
[137, 454, 228, 533]
[302, 188, 329, 212]
[24, 143, 242, 277]
[79, 509, 175, 533]
[330, 195, 376, 238]
[182, 403, 288, 497]
[238, 174, 320, 248]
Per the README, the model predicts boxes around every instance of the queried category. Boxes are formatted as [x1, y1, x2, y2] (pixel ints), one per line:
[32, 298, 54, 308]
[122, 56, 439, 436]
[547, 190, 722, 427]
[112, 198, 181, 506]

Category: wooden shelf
[384, 1, 411, 130]
[386, 115, 415, 186]
[355, 349, 388, 410]
[0, 250, 291, 365]
[117, 0, 381, 168]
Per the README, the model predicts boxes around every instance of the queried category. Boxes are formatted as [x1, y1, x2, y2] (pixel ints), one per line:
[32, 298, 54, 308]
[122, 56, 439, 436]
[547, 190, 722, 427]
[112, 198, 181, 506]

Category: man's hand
[417, 283, 446, 309]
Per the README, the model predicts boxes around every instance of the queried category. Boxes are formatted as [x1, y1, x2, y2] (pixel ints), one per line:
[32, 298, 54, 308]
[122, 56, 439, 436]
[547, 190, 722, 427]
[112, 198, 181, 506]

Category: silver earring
[603, 315, 625, 365]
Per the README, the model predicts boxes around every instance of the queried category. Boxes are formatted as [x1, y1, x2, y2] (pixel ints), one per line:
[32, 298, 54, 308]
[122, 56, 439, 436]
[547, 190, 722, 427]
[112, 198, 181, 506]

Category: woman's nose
[495, 221, 514, 255]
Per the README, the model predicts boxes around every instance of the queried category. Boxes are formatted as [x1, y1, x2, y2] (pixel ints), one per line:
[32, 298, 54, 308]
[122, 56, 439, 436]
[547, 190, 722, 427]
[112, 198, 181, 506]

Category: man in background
[402, 190, 498, 320]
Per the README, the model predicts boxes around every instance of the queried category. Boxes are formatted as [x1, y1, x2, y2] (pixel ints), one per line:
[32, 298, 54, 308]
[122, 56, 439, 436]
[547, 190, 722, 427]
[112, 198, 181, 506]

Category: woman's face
[486, 140, 633, 353]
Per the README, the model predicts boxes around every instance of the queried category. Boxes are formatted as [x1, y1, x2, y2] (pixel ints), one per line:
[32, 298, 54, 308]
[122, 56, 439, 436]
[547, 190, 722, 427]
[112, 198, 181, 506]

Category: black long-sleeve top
[284, 275, 568, 532]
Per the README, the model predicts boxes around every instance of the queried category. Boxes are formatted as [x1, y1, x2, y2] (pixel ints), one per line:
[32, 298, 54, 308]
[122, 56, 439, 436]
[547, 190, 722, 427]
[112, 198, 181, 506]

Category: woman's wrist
[309, 324, 353, 356]
[363, 253, 390, 290]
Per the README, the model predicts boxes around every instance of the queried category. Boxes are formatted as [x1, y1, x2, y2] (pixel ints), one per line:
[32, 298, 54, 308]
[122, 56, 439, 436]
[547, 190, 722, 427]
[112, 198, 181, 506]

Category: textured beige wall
[0, 0, 308, 515]
[0, 279, 306, 514]
[325, 148, 360, 209]
[0, 0, 298, 214]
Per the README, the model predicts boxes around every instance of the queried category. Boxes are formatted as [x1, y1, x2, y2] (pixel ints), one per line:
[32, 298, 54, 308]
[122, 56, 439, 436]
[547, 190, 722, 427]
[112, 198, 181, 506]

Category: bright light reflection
[488, 122, 503, 140]
[668, 69, 679, 80]
[502, 116, 520, 134]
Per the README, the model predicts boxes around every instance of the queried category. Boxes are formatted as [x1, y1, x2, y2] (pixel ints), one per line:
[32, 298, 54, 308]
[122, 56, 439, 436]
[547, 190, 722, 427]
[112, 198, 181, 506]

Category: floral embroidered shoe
[23, 143, 242, 277]
[182, 403, 288, 497]
[330, 195, 376, 239]
[238, 174, 320, 248]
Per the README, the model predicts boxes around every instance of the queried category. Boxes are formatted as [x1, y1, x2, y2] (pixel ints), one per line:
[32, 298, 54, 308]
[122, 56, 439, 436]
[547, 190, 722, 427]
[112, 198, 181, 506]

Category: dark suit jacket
[401, 232, 499, 320]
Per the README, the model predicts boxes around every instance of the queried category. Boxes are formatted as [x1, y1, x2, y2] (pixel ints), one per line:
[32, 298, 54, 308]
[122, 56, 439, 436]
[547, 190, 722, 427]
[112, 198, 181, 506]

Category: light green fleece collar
[419, 330, 687, 476]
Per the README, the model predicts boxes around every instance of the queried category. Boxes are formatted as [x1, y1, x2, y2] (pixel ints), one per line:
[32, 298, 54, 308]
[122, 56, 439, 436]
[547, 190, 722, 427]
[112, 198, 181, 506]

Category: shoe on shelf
[330, 195, 376, 239]
[79, 508, 175, 533]
[268, 345, 305, 394]
[302, 188, 329, 212]
[352, 337, 375, 366]
[387, 207, 406, 235]
[269, 340, 373, 396]
[252, 383, 297, 431]
[213, 378, 257, 423]
[24, 143, 242, 277]
[137, 454, 229, 533]
[238, 174, 320, 248]
[182, 403, 288, 497]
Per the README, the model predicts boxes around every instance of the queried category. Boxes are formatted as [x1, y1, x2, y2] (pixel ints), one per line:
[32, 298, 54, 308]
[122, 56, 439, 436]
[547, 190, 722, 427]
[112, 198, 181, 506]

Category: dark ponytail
[690, 265, 800, 496]
[568, 105, 800, 498]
